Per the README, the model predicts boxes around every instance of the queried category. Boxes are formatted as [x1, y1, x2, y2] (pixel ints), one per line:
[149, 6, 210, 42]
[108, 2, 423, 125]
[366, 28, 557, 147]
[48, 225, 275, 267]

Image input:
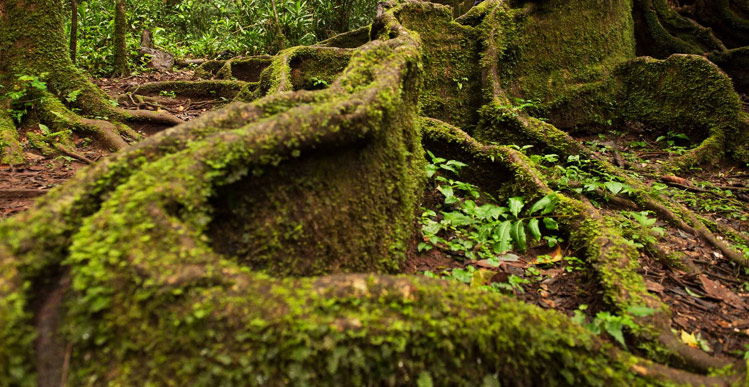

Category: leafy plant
[526, 151, 634, 198]
[656, 131, 690, 147]
[572, 304, 655, 347]
[68, 0, 379, 74]
[618, 210, 665, 249]
[3, 74, 49, 123]
[309, 77, 331, 89]
[452, 76, 469, 90]
[419, 152, 562, 261]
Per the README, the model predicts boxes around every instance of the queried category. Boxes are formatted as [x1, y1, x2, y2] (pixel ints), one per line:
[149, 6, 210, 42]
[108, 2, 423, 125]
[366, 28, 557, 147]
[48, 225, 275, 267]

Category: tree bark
[113, 0, 128, 77]
[69, 0, 78, 63]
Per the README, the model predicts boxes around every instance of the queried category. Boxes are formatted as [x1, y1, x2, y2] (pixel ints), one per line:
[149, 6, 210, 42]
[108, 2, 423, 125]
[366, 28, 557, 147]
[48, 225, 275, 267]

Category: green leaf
[417, 242, 432, 252]
[529, 194, 557, 215]
[528, 218, 541, 241]
[421, 219, 441, 236]
[437, 185, 458, 204]
[440, 160, 467, 174]
[476, 204, 505, 220]
[630, 211, 656, 226]
[38, 123, 50, 135]
[495, 220, 512, 253]
[508, 196, 524, 218]
[442, 211, 473, 227]
[511, 220, 527, 251]
[543, 217, 559, 230]
[604, 181, 624, 195]
[417, 372, 434, 387]
[425, 164, 438, 178]
[604, 320, 627, 347]
[627, 306, 655, 317]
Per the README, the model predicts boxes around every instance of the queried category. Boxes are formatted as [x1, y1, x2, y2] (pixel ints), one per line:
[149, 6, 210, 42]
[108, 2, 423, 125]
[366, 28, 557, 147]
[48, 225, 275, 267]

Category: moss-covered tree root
[634, 0, 749, 91]
[0, 0, 182, 162]
[2, 0, 749, 385]
[128, 80, 250, 100]
[0, 101, 24, 164]
[420, 116, 741, 375]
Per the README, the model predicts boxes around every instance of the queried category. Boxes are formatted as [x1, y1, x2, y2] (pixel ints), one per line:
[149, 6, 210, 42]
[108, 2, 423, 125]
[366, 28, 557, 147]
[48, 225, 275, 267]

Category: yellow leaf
[470, 269, 495, 287]
[680, 330, 698, 348]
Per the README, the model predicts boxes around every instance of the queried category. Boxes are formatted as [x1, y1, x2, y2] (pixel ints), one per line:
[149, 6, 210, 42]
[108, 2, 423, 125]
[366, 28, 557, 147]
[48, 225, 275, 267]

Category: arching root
[420, 116, 741, 375]
[1, 0, 747, 384]
[36, 93, 128, 151]
[128, 80, 249, 99]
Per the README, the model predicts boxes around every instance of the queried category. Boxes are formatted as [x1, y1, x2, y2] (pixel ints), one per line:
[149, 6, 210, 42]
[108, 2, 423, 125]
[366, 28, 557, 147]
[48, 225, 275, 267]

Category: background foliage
[66, 0, 378, 76]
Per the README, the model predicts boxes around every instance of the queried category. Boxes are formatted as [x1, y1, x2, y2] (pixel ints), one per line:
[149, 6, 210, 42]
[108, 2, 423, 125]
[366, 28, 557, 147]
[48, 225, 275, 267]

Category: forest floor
[406, 95, 749, 359]
[2, 70, 749, 359]
[0, 70, 223, 217]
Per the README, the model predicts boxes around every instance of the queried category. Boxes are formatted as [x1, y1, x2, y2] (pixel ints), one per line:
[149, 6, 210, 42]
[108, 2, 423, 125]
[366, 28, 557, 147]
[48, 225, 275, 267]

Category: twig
[60, 342, 72, 387]
[53, 144, 93, 164]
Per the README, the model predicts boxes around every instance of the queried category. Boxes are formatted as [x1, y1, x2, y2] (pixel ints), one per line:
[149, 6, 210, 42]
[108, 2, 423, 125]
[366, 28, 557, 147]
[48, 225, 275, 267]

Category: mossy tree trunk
[0, 0, 180, 163]
[1, 0, 748, 385]
[69, 0, 78, 63]
[112, 0, 128, 77]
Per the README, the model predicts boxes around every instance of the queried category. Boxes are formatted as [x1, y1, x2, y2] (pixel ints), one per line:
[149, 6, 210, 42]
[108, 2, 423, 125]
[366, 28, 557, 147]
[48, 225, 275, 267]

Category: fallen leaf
[499, 253, 520, 262]
[679, 330, 711, 352]
[645, 280, 664, 294]
[631, 364, 649, 375]
[471, 269, 495, 287]
[475, 259, 500, 269]
[550, 245, 562, 260]
[699, 274, 746, 309]
[661, 175, 690, 186]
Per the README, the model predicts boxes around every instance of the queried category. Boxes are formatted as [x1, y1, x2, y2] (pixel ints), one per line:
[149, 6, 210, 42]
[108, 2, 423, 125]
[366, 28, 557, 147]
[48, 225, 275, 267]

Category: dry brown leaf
[661, 175, 690, 186]
[646, 280, 664, 294]
[699, 274, 746, 309]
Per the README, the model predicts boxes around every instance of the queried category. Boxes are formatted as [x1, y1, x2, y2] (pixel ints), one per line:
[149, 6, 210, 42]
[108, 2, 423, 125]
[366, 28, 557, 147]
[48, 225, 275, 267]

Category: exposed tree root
[35, 93, 128, 151]
[1, 0, 748, 384]
[128, 80, 249, 100]
[0, 104, 24, 164]
[634, 0, 749, 91]
[419, 116, 743, 376]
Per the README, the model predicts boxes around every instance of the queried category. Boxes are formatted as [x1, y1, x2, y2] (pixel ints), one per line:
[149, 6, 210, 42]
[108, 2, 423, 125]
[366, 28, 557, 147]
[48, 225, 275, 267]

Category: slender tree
[69, 0, 78, 63]
[112, 0, 128, 76]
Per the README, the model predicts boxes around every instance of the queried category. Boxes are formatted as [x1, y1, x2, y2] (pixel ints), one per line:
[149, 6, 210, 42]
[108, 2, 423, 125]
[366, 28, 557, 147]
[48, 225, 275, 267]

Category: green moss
[132, 80, 248, 99]
[503, 0, 635, 104]
[396, 2, 483, 130]
[1, 0, 748, 384]
[214, 56, 273, 82]
[0, 107, 24, 164]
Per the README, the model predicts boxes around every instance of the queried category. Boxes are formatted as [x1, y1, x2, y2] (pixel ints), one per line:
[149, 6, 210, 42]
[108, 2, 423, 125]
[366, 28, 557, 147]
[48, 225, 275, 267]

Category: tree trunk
[69, 0, 78, 63]
[0, 0, 181, 161]
[112, 0, 128, 77]
[0, 0, 748, 385]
